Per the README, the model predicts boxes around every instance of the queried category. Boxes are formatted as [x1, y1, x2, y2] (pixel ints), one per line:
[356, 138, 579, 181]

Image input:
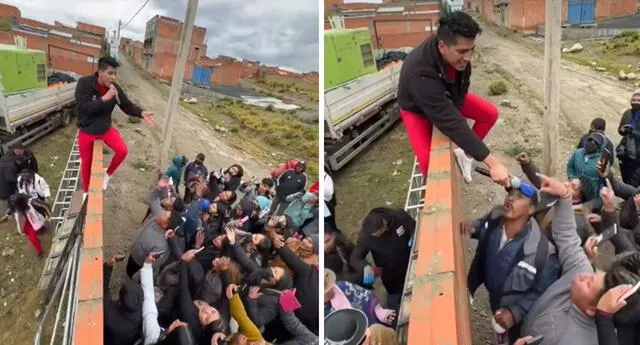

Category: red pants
[23, 218, 42, 254]
[400, 92, 499, 176]
[79, 127, 128, 192]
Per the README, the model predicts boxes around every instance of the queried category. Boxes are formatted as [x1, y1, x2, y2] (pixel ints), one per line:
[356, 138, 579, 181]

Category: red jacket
[271, 159, 299, 179]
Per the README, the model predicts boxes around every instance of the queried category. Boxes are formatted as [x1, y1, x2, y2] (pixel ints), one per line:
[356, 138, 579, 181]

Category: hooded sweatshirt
[165, 156, 186, 187]
[521, 197, 598, 345]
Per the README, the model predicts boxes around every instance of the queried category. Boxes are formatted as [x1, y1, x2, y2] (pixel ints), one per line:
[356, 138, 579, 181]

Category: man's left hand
[141, 111, 157, 128]
[495, 309, 515, 330]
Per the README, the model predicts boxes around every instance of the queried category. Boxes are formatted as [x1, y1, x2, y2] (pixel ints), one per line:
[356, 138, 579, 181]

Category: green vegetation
[183, 97, 318, 179]
[488, 79, 508, 95]
[503, 142, 541, 159]
[128, 116, 142, 124]
[132, 159, 151, 170]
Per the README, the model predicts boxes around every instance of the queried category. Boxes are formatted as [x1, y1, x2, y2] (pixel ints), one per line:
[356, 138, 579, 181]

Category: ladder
[396, 157, 426, 344]
[38, 131, 82, 289]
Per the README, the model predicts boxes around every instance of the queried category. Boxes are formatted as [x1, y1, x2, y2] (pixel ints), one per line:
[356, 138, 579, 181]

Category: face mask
[584, 141, 598, 154]
[631, 103, 640, 111]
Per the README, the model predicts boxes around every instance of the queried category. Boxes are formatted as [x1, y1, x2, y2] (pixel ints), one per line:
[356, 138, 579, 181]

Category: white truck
[0, 77, 76, 154]
[324, 62, 403, 171]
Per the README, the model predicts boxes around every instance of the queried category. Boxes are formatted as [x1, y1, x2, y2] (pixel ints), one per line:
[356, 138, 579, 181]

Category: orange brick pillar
[73, 141, 104, 345]
[407, 130, 472, 345]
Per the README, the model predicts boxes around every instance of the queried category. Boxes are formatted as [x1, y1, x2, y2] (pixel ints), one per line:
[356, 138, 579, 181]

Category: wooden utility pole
[159, 0, 198, 169]
[542, 0, 561, 176]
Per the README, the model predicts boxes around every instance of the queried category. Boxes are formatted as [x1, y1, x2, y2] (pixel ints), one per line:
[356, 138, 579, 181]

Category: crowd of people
[103, 156, 320, 345]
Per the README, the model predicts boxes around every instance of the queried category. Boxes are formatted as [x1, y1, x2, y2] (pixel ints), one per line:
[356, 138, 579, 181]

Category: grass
[488, 79, 508, 95]
[0, 123, 76, 345]
[503, 142, 542, 159]
[132, 159, 151, 170]
[182, 98, 319, 180]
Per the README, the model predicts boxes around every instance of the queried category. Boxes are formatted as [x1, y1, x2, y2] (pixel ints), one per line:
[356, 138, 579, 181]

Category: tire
[61, 109, 71, 126]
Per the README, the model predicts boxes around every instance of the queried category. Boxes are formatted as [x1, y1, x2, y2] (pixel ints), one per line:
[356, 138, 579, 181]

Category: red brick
[0, 3, 20, 18]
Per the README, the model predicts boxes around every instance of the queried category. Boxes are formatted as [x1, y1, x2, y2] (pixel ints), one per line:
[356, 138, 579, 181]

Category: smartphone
[525, 335, 544, 345]
[152, 250, 165, 257]
[193, 246, 205, 254]
[598, 155, 609, 174]
[595, 225, 617, 247]
[619, 280, 640, 301]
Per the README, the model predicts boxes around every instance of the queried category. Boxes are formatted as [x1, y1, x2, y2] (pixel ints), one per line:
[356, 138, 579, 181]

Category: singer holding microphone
[75, 56, 156, 198]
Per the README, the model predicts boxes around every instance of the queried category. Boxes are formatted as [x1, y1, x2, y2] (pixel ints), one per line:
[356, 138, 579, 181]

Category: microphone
[474, 167, 522, 188]
[110, 84, 120, 105]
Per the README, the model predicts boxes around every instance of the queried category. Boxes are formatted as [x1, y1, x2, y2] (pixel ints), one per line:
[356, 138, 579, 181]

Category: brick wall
[73, 141, 105, 345]
[6, 30, 99, 75]
[408, 130, 471, 345]
[596, 0, 637, 19]
[0, 3, 20, 18]
[211, 60, 259, 85]
[77, 21, 106, 37]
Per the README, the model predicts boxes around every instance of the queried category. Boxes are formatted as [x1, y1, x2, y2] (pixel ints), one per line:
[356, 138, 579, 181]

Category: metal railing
[34, 198, 87, 345]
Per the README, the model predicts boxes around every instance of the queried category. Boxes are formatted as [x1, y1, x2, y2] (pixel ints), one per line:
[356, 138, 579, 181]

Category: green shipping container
[0, 44, 47, 94]
[324, 28, 378, 91]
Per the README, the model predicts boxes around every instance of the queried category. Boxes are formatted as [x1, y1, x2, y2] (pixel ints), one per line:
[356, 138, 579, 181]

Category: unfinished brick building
[324, 0, 441, 49]
[142, 15, 207, 81]
[465, 0, 638, 33]
[0, 3, 105, 76]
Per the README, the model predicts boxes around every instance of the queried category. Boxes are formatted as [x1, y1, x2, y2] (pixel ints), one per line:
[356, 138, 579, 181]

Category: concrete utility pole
[542, 0, 561, 176]
[159, 0, 198, 169]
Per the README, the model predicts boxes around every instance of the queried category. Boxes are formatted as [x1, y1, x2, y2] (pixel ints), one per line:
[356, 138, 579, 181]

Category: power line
[120, 0, 151, 30]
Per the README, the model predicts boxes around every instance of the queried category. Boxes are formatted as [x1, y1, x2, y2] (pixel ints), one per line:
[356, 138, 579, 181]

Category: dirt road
[476, 28, 634, 144]
[101, 55, 269, 283]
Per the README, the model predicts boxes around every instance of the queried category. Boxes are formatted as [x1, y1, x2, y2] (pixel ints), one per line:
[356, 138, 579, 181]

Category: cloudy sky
[5, 0, 319, 72]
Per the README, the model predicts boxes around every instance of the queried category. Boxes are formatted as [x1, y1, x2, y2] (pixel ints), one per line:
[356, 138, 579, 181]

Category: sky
[5, 0, 319, 72]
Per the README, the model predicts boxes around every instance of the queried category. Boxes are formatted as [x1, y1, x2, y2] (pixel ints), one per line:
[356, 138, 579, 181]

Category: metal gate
[568, 0, 595, 24]
[192, 65, 213, 84]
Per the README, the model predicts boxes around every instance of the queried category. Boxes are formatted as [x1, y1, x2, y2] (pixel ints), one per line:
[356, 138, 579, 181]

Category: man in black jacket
[75, 56, 156, 199]
[6, 143, 38, 173]
[397, 11, 509, 186]
[349, 207, 415, 312]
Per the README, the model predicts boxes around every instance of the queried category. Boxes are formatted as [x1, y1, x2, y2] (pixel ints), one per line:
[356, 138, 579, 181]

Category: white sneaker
[454, 148, 474, 183]
[103, 169, 111, 190]
[82, 193, 87, 202]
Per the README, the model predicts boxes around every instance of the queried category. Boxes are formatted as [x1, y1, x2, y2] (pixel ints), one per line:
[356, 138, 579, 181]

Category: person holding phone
[618, 90, 640, 184]
[567, 132, 611, 210]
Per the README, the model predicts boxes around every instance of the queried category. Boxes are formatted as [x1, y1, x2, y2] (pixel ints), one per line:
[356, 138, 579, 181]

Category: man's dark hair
[591, 117, 606, 131]
[579, 176, 595, 203]
[436, 11, 482, 45]
[226, 191, 238, 205]
[196, 153, 205, 162]
[204, 317, 229, 339]
[98, 56, 120, 71]
[261, 178, 275, 188]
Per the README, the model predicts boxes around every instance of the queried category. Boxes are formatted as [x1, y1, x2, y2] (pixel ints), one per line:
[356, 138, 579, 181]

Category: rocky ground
[333, 22, 630, 344]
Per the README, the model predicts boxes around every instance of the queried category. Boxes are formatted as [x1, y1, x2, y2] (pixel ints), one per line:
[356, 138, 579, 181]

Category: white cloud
[4, 0, 318, 71]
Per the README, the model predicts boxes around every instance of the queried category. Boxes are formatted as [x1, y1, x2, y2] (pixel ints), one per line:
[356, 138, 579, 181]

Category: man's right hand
[516, 152, 530, 165]
[102, 86, 118, 102]
[538, 173, 571, 198]
[487, 159, 510, 187]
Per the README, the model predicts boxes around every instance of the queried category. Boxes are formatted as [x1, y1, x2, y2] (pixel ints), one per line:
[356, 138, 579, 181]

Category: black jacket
[75, 73, 143, 134]
[276, 170, 307, 200]
[0, 156, 19, 199]
[276, 246, 319, 335]
[349, 207, 415, 294]
[398, 36, 490, 161]
[103, 265, 142, 345]
[6, 149, 38, 173]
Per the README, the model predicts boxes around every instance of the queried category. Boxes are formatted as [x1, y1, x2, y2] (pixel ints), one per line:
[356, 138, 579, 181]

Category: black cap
[169, 210, 185, 229]
[324, 308, 368, 345]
